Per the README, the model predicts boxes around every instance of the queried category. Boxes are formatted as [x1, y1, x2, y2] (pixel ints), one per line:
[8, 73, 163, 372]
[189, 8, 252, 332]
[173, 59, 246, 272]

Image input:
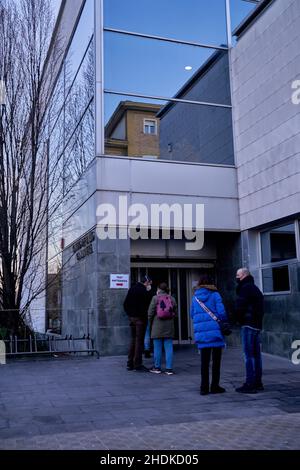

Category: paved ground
[0, 346, 300, 450]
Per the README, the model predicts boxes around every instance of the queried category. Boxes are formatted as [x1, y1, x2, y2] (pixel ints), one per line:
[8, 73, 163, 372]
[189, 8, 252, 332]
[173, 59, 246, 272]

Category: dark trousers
[128, 317, 147, 369]
[200, 347, 222, 391]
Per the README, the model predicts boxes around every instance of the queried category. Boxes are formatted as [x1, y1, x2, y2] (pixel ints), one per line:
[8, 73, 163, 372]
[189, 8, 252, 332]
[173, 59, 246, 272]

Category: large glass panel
[65, 0, 94, 89]
[104, 0, 227, 46]
[262, 266, 290, 293]
[104, 33, 230, 104]
[48, 115, 65, 264]
[64, 100, 95, 193]
[65, 39, 94, 143]
[261, 224, 297, 264]
[179, 269, 188, 341]
[48, 69, 65, 138]
[104, 93, 234, 164]
[170, 268, 179, 341]
[230, 0, 259, 33]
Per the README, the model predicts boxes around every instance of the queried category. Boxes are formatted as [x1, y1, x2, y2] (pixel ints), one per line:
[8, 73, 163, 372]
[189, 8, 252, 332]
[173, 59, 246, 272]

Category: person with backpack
[123, 275, 152, 372]
[190, 274, 228, 395]
[148, 282, 177, 375]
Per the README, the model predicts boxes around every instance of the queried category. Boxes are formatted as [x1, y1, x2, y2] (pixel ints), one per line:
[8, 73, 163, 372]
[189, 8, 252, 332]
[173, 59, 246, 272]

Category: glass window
[104, 32, 230, 105]
[261, 224, 297, 264]
[104, 93, 234, 164]
[144, 119, 157, 135]
[262, 266, 290, 293]
[65, 0, 94, 89]
[230, 0, 258, 34]
[104, 0, 227, 47]
[48, 69, 65, 138]
[65, 39, 95, 143]
[64, 100, 95, 193]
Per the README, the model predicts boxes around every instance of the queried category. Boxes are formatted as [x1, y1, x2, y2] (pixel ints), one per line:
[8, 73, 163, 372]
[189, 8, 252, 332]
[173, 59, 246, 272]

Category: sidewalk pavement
[0, 346, 300, 450]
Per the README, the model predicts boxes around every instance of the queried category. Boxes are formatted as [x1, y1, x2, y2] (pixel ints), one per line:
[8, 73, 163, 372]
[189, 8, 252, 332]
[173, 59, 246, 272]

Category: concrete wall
[231, 0, 300, 358]
[231, 0, 300, 230]
[62, 229, 131, 356]
[96, 156, 240, 233]
[159, 52, 234, 165]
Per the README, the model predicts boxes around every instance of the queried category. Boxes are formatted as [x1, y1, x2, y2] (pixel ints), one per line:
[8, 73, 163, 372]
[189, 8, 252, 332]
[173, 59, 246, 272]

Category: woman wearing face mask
[190, 274, 228, 395]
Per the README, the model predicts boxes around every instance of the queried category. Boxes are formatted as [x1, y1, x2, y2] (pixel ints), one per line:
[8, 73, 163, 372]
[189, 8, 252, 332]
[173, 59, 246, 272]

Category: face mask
[146, 285, 151, 291]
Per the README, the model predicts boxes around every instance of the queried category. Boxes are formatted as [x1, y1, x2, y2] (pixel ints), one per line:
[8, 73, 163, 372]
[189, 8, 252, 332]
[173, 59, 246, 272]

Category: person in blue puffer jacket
[190, 274, 228, 395]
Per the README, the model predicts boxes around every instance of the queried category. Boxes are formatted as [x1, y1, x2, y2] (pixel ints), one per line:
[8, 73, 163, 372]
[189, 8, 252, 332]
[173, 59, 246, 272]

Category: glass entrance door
[130, 265, 215, 344]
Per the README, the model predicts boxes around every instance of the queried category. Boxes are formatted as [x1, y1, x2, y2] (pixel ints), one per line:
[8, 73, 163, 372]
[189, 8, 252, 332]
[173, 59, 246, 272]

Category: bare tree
[0, 0, 64, 334]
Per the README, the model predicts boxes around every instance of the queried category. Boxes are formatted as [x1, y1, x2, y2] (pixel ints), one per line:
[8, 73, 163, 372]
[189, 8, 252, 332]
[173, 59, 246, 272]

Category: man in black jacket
[124, 276, 152, 372]
[235, 268, 264, 393]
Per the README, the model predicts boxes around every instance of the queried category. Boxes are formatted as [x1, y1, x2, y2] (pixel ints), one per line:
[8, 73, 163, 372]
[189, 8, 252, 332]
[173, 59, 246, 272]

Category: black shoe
[127, 365, 134, 371]
[134, 365, 149, 372]
[255, 383, 264, 391]
[200, 388, 209, 395]
[236, 383, 257, 394]
[211, 385, 226, 394]
[144, 351, 152, 359]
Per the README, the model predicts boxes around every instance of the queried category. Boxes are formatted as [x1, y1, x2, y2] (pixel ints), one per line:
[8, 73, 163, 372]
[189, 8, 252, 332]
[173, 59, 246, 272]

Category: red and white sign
[110, 274, 129, 289]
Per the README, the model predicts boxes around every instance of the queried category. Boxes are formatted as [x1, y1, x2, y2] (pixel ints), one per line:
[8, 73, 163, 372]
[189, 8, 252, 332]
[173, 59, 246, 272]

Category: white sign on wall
[110, 274, 129, 289]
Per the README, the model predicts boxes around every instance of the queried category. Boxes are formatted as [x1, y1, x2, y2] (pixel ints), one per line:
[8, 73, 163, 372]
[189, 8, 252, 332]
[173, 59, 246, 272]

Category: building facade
[105, 101, 161, 157]
[40, 0, 300, 358]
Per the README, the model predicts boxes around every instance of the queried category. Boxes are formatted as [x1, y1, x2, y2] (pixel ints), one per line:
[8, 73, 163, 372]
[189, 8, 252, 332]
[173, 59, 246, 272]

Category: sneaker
[134, 365, 149, 372]
[144, 351, 152, 359]
[235, 383, 257, 394]
[149, 367, 162, 374]
[165, 369, 174, 376]
[210, 385, 226, 394]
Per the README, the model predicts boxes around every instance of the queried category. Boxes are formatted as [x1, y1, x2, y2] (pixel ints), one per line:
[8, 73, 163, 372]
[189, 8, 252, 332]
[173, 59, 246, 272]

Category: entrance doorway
[131, 263, 215, 344]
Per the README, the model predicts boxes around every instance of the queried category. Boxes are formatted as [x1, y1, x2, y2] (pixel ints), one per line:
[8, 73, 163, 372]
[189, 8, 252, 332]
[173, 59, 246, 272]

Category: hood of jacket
[194, 285, 218, 302]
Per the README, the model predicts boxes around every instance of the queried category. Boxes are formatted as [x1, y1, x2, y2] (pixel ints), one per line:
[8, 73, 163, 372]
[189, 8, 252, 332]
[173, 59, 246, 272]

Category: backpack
[156, 294, 174, 320]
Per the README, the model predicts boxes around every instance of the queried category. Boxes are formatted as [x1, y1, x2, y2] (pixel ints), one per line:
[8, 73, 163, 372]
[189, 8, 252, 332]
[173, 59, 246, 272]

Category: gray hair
[238, 267, 250, 276]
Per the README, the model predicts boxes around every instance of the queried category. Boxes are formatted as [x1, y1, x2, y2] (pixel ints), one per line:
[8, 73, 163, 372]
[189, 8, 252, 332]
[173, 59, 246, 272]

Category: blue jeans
[241, 326, 263, 387]
[144, 322, 151, 351]
[153, 338, 173, 370]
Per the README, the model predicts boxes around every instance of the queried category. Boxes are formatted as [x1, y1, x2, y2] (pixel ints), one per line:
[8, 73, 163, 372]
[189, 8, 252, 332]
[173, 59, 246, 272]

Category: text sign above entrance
[110, 274, 129, 289]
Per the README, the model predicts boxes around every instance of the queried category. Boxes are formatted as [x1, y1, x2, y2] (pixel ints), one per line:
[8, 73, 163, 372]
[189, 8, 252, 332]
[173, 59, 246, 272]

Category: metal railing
[3, 333, 100, 359]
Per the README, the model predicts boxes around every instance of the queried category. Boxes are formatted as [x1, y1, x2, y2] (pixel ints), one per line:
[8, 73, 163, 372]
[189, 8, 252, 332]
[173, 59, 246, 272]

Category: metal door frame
[130, 261, 215, 344]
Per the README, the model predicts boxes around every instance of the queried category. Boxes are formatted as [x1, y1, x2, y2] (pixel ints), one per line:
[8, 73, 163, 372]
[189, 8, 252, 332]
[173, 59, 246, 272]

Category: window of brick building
[143, 119, 157, 135]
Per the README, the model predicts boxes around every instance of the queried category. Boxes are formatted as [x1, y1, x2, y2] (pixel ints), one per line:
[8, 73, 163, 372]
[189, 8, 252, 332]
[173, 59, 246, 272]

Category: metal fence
[3, 333, 100, 359]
